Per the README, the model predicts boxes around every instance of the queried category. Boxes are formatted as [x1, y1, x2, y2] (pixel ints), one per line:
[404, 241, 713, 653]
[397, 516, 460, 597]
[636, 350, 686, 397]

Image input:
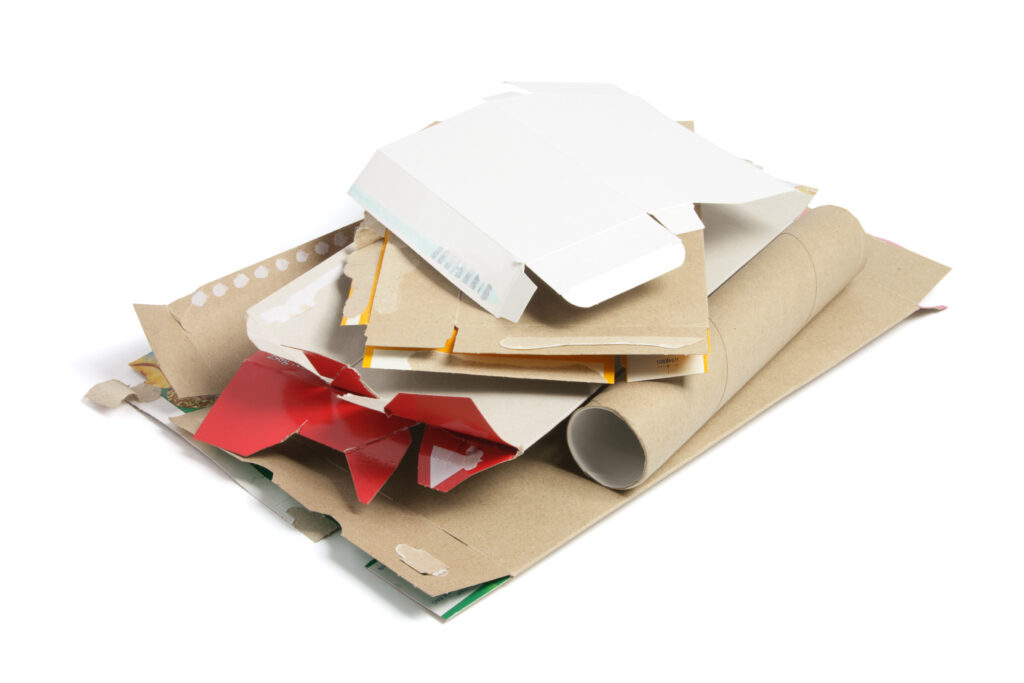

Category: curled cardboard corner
[85, 379, 162, 408]
[395, 544, 449, 577]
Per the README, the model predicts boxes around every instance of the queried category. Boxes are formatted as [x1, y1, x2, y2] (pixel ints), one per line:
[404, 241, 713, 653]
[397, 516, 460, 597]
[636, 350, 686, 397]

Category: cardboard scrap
[169, 211, 949, 597]
[193, 351, 415, 504]
[134, 222, 359, 399]
[245, 233, 603, 481]
[84, 379, 161, 408]
[350, 83, 806, 321]
[344, 214, 707, 383]
[358, 216, 709, 357]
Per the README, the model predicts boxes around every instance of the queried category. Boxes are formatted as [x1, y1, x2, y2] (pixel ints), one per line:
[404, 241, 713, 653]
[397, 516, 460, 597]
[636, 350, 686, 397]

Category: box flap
[349, 83, 798, 320]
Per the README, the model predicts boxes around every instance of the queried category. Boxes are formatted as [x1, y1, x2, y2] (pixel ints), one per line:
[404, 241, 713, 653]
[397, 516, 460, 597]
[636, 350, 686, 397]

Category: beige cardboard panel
[363, 227, 709, 357]
[569, 206, 867, 488]
[340, 235, 386, 324]
[172, 408, 509, 593]
[135, 223, 359, 398]
[166, 220, 948, 597]
[244, 440, 510, 594]
[364, 231, 460, 348]
[134, 303, 222, 398]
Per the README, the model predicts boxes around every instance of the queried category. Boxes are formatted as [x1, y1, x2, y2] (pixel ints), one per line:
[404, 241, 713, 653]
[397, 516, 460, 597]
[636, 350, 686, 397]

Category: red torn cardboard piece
[194, 350, 527, 498]
[416, 426, 518, 493]
[194, 351, 414, 503]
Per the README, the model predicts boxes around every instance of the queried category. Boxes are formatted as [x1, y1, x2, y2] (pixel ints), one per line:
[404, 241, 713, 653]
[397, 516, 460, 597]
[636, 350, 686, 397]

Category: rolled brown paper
[567, 205, 867, 488]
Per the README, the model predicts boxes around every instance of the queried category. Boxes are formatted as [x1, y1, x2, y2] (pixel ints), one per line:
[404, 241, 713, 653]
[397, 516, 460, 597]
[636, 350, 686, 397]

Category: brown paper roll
[567, 205, 867, 488]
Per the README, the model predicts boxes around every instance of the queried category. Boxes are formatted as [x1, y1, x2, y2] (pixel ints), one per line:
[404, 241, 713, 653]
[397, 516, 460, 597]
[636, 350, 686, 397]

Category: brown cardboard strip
[84, 379, 161, 408]
[567, 206, 867, 488]
[171, 215, 949, 597]
[134, 222, 359, 399]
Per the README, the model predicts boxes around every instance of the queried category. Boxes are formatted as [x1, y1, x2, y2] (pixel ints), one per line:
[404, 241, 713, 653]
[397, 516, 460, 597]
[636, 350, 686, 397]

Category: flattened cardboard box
[344, 214, 707, 383]
[350, 82, 807, 321]
[168, 228, 949, 599]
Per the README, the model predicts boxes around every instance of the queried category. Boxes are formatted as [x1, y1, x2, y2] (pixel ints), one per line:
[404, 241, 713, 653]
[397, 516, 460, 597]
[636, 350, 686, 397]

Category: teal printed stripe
[349, 183, 499, 305]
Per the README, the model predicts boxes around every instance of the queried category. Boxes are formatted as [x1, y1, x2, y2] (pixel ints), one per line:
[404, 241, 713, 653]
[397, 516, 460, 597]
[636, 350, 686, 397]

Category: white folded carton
[349, 82, 802, 321]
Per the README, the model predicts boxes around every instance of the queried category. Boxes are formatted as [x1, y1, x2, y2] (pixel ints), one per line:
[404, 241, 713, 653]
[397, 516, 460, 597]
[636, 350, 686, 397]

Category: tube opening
[567, 406, 646, 489]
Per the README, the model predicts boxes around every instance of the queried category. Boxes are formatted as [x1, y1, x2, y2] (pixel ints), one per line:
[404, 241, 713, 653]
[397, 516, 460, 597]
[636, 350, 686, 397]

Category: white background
[2, 2, 1022, 681]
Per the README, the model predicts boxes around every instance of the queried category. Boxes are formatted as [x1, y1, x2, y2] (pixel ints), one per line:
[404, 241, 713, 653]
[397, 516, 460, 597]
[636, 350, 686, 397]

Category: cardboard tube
[567, 206, 867, 489]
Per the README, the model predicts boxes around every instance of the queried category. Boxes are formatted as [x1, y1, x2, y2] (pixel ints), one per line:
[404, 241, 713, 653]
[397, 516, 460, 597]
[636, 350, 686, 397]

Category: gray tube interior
[567, 406, 646, 489]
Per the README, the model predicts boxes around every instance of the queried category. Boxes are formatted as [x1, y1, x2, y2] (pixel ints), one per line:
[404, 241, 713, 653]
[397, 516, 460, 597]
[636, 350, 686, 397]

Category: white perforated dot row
[187, 231, 341, 307]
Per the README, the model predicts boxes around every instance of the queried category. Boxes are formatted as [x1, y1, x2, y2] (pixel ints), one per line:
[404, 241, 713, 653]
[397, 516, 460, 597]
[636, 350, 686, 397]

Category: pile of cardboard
[87, 83, 950, 620]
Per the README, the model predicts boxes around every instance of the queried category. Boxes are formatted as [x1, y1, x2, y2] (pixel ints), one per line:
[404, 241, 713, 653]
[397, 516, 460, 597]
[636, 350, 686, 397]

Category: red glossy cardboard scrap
[194, 351, 414, 503]
[301, 349, 377, 397]
[417, 426, 519, 492]
[332, 430, 413, 504]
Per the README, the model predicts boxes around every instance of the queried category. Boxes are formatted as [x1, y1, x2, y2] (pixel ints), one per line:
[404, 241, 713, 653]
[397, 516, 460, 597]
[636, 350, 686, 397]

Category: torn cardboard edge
[84, 379, 161, 408]
[134, 222, 360, 399]
[191, 351, 419, 504]
[350, 83, 802, 320]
